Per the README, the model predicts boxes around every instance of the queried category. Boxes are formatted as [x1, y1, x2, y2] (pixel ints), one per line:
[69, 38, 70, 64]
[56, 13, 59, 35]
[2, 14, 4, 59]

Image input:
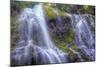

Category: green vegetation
[11, 15, 19, 48]
[43, 5, 56, 19]
[43, 5, 68, 20]
[11, 1, 95, 62]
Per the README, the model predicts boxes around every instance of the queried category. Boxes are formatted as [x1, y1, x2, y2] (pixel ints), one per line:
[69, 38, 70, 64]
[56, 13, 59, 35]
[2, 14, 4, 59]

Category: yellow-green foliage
[59, 10, 68, 17]
[43, 5, 68, 20]
[57, 42, 68, 52]
[14, 1, 34, 9]
[66, 36, 72, 43]
[54, 38, 67, 52]
[66, 28, 74, 43]
[70, 44, 80, 52]
[83, 5, 90, 13]
[54, 37, 72, 53]
[43, 5, 56, 19]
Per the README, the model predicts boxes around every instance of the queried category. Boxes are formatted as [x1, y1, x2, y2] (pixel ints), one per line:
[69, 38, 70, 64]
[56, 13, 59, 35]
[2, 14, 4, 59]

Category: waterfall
[11, 4, 68, 66]
[11, 3, 95, 66]
[70, 14, 95, 61]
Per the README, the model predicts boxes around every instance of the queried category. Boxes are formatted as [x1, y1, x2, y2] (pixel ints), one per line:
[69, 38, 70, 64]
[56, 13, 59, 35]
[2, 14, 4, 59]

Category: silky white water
[11, 4, 95, 66]
[70, 15, 95, 61]
[11, 4, 68, 65]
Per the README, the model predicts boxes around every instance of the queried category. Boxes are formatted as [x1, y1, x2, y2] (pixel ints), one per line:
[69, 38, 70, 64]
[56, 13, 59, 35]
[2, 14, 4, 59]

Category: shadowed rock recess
[11, 2, 95, 66]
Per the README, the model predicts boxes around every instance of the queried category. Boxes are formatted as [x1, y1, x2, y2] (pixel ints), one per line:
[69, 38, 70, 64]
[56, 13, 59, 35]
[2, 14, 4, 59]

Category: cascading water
[11, 3, 95, 66]
[11, 4, 68, 66]
[52, 10, 85, 62]
[70, 15, 95, 61]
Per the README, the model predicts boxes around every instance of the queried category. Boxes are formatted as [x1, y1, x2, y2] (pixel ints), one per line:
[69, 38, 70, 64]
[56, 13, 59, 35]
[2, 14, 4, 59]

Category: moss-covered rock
[43, 5, 56, 20]
[11, 15, 19, 49]
[43, 5, 69, 20]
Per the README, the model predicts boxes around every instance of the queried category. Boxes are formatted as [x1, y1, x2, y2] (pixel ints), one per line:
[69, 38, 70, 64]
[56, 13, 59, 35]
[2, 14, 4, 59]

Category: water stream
[11, 4, 68, 66]
[11, 4, 95, 66]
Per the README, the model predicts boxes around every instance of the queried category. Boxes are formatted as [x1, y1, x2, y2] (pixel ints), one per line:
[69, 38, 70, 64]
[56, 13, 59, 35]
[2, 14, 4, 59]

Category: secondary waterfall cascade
[70, 15, 95, 61]
[11, 4, 95, 66]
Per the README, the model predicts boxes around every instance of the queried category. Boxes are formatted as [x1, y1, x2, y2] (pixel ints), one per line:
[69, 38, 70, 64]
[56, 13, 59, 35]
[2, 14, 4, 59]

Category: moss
[66, 28, 74, 43]
[58, 43, 68, 52]
[43, 5, 69, 20]
[71, 44, 80, 52]
[66, 36, 72, 43]
[53, 30, 80, 62]
[53, 37, 68, 52]
[43, 5, 56, 20]
[59, 11, 69, 17]
[54, 37, 73, 53]
[11, 14, 19, 48]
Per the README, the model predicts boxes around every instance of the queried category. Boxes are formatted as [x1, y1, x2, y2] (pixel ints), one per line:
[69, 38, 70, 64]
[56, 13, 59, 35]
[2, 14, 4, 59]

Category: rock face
[11, 2, 95, 66]
[46, 12, 95, 62]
